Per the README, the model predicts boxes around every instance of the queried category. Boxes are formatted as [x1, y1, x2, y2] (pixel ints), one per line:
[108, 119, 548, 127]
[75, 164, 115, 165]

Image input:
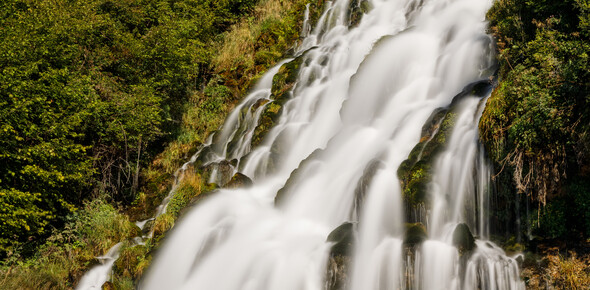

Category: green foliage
[0, 0, 326, 285]
[0, 189, 50, 252]
[0, 198, 137, 289]
[114, 242, 151, 281]
[528, 179, 590, 239]
[482, 0, 590, 239]
[0, 0, 259, 255]
[165, 169, 203, 218]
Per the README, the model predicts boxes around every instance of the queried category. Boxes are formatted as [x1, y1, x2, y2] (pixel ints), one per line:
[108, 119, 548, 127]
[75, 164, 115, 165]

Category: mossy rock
[404, 222, 428, 247]
[402, 161, 432, 209]
[113, 244, 151, 280]
[152, 213, 175, 241]
[178, 187, 220, 217]
[224, 172, 253, 189]
[452, 223, 476, 255]
[325, 222, 355, 290]
[254, 50, 283, 65]
[348, 0, 373, 27]
[251, 48, 319, 148]
[398, 79, 494, 200]
[398, 107, 460, 219]
[251, 101, 282, 148]
[271, 55, 305, 102]
[448, 79, 494, 108]
[227, 98, 270, 154]
[199, 160, 235, 187]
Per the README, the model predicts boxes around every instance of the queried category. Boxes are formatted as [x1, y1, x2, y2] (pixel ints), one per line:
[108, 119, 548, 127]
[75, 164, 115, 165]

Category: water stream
[82, 0, 525, 288]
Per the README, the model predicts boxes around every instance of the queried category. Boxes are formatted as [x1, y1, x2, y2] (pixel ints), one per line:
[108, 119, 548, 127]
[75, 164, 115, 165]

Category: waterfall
[139, 0, 524, 289]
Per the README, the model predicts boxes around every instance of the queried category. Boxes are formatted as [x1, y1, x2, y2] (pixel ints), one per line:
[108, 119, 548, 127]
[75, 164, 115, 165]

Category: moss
[113, 243, 151, 281]
[166, 168, 203, 218]
[398, 109, 458, 216]
[404, 222, 427, 247]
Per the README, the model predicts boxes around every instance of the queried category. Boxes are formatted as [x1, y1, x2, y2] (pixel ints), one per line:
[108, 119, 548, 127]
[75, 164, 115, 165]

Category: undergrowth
[0, 0, 326, 287]
[0, 198, 136, 289]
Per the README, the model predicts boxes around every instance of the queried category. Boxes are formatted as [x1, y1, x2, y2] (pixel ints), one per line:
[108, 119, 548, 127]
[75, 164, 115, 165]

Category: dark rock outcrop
[452, 223, 476, 254]
[224, 172, 253, 189]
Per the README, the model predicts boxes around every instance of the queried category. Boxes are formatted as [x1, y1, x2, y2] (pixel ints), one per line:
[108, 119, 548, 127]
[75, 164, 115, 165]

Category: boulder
[325, 222, 356, 290]
[452, 223, 476, 254]
[404, 222, 428, 247]
[224, 173, 253, 189]
[327, 222, 355, 257]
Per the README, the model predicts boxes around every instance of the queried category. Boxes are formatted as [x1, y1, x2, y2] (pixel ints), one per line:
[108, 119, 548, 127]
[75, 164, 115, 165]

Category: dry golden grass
[546, 252, 590, 289]
[522, 250, 590, 289]
[214, 0, 292, 72]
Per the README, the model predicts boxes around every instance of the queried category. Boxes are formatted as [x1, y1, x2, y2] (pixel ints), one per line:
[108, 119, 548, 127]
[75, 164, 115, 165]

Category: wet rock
[404, 222, 428, 247]
[452, 223, 476, 254]
[325, 222, 356, 290]
[397, 108, 459, 222]
[200, 160, 234, 187]
[141, 219, 155, 236]
[449, 79, 494, 107]
[325, 255, 351, 290]
[397, 79, 495, 218]
[224, 173, 253, 189]
[251, 101, 282, 147]
[252, 49, 317, 148]
[271, 54, 305, 102]
[327, 222, 356, 257]
[352, 159, 386, 221]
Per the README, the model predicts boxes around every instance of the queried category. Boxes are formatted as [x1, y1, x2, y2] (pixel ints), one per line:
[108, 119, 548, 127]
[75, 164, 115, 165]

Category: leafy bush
[0, 198, 137, 289]
[481, 0, 590, 239]
[0, 0, 261, 255]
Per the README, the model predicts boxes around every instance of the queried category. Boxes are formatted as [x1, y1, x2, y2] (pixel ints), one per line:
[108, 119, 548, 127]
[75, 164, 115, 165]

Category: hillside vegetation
[0, 0, 324, 288]
[483, 0, 590, 287]
[1, 0, 589, 288]
[482, 0, 590, 240]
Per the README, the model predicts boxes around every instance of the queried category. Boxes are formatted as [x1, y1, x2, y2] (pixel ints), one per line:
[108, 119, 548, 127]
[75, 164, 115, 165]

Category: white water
[76, 243, 122, 289]
[139, 0, 524, 289]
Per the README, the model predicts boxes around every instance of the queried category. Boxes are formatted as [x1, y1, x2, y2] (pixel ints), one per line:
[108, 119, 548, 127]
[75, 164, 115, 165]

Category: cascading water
[140, 0, 524, 289]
